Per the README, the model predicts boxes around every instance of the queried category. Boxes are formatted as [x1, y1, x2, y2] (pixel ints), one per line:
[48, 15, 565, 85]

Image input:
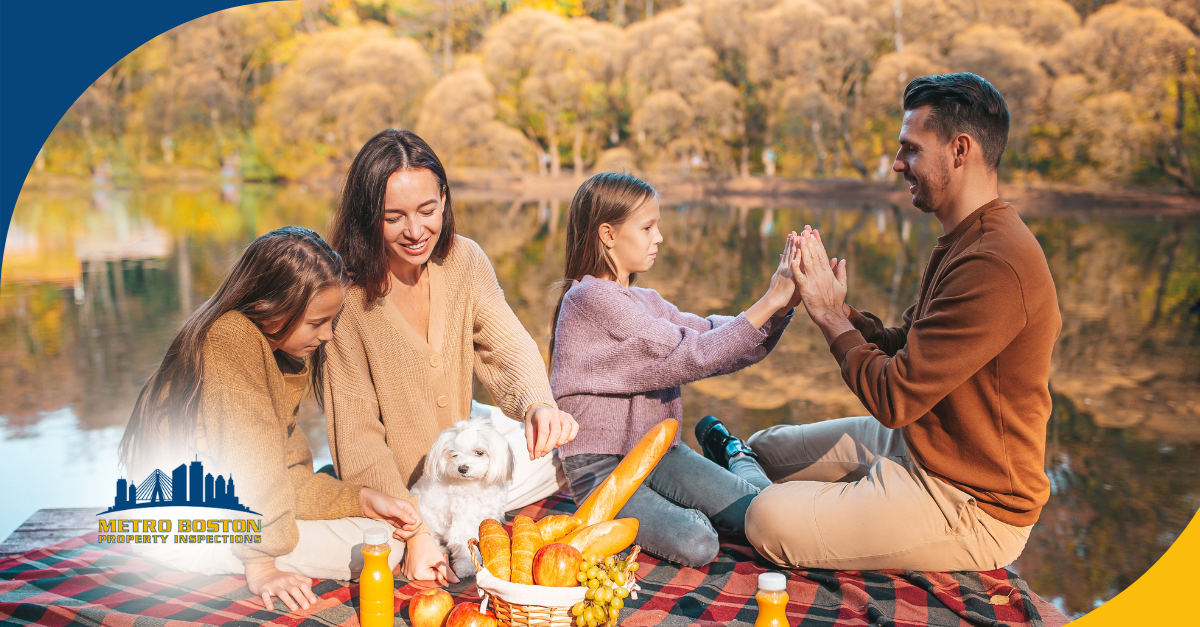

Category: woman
[322, 129, 578, 584]
[120, 227, 422, 613]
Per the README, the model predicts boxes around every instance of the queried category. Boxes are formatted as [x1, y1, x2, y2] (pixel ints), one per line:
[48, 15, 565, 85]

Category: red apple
[408, 588, 454, 627]
[446, 602, 498, 627]
[532, 543, 584, 587]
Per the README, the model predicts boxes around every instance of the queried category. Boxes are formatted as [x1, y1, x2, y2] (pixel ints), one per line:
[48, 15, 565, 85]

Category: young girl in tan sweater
[120, 227, 421, 613]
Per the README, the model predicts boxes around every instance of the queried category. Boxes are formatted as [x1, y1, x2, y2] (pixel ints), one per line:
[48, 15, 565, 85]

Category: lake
[2, 181, 1198, 618]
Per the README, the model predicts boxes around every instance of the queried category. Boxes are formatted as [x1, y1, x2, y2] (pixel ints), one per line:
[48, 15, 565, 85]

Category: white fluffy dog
[411, 415, 515, 578]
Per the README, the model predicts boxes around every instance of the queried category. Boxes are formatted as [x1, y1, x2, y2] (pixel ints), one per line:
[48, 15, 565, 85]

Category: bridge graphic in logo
[102, 457, 260, 514]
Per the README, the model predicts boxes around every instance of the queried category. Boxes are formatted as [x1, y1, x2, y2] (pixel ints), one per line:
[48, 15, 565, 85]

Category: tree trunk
[841, 118, 869, 177]
[739, 144, 750, 178]
[573, 125, 585, 176]
[811, 120, 826, 176]
[547, 115, 561, 177]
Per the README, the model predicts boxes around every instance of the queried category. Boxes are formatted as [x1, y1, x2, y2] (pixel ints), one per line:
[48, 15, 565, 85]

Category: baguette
[478, 518, 511, 581]
[509, 515, 542, 584]
[536, 514, 583, 545]
[562, 518, 639, 559]
[574, 419, 678, 526]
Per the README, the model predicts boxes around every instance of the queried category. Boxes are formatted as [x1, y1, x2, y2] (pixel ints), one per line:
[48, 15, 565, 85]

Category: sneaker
[695, 415, 757, 469]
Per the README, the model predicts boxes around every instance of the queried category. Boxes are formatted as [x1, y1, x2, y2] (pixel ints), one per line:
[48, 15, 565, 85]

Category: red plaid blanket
[0, 494, 1062, 627]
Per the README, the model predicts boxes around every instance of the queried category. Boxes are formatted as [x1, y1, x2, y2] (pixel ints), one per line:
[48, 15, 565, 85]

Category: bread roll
[478, 518, 511, 581]
[509, 515, 541, 584]
[536, 514, 583, 544]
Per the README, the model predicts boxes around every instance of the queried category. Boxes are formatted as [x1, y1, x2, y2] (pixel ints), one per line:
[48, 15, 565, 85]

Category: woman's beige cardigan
[323, 235, 557, 500]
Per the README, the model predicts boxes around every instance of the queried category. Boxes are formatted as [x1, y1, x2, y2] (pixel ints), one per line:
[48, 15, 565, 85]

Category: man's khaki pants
[744, 416, 1032, 572]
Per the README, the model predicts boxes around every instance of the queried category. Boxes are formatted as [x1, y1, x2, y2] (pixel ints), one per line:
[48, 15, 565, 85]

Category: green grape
[577, 572, 588, 583]
[602, 587, 614, 603]
[609, 607, 621, 620]
[628, 562, 640, 572]
[615, 586, 629, 598]
[587, 578, 600, 589]
[587, 566, 600, 579]
[585, 587, 596, 600]
[616, 560, 627, 571]
[598, 570, 609, 582]
[603, 555, 616, 568]
[614, 572, 625, 586]
[580, 561, 591, 572]
[572, 601, 585, 616]
[611, 597, 624, 610]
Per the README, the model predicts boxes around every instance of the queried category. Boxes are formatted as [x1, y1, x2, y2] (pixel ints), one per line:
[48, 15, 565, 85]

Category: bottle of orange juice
[360, 528, 394, 627]
[754, 572, 789, 627]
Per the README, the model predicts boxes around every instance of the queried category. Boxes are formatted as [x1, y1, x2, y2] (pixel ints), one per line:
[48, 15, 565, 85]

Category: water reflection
[2, 184, 1197, 617]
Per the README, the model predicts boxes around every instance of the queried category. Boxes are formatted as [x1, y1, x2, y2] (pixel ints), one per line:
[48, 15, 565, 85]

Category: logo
[97, 457, 263, 547]
[102, 456, 259, 515]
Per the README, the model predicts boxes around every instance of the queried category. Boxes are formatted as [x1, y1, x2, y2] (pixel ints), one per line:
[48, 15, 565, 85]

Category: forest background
[28, 0, 1200, 195]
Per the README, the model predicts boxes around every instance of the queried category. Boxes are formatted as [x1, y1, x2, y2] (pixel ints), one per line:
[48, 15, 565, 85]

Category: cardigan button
[429, 353, 442, 368]
[437, 395, 449, 408]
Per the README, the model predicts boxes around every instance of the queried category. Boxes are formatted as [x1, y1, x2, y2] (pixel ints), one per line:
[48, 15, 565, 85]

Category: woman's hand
[525, 403, 579, 460]
[245, 560, 317, 612]
[360, 487, 422, 541]
[401, 533, 459, 585]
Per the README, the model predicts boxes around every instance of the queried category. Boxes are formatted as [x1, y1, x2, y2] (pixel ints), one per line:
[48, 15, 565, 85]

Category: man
[698, 73, 1061, 571]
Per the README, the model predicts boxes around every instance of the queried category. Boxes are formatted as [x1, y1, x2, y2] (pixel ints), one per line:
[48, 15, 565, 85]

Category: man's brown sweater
[830, 199, 1061, 527]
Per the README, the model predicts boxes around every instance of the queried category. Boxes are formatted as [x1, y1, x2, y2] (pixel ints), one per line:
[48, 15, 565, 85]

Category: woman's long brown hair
[548, 172, 658, 364]
[119, 226, 348, 473]
[329, 129, 456, 303]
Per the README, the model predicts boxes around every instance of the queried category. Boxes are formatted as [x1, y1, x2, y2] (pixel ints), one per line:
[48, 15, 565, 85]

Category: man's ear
[952, 133, 973, 169]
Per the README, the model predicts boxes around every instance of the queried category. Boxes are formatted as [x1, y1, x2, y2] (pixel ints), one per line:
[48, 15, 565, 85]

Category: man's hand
[359, 488, 422, 541]
[245, 560, 317, 613]
[792, 229, 856, 345]
[525, 404, 578, 460]
[401, 533, 459, 585]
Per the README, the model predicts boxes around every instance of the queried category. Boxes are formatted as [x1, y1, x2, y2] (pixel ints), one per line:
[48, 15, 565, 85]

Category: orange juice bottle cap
[364, 528, 389, 545]
[758, 572, 786, 592]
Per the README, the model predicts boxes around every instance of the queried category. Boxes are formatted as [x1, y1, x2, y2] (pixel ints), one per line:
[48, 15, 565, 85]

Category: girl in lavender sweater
[549, 172, 799, 567]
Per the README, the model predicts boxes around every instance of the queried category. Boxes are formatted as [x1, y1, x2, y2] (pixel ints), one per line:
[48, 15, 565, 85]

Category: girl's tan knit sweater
[323, 235, 556, 499]
[191, 311, 364, 563]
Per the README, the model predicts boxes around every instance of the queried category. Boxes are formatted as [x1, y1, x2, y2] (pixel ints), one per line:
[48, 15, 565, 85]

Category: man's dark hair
[902, 73, 1010, 170]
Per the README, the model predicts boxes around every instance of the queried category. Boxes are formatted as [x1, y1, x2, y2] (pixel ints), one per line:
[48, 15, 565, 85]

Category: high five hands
[788, 226, 857, 345]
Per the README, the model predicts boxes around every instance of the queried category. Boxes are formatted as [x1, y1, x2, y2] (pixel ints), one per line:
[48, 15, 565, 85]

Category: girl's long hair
[549, 172, 658, 364]
[329, 128, 455, 303]
[119, 226, 348, 473]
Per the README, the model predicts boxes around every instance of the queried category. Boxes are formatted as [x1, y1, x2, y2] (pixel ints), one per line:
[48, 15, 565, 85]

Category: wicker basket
[467, 539, 641, 627]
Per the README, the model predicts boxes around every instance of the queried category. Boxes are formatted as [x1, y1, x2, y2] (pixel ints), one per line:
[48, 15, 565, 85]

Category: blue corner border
[0, 0, 257, 261]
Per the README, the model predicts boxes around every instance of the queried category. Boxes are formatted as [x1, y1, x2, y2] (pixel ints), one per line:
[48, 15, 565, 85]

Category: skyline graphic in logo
[102, 457, 260, 515]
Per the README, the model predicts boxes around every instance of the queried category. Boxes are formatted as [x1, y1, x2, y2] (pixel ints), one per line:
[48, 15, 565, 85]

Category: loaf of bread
[574, 419, 678, 526]
[562, 518, 639, 559]
[478, 518, 511, 581]
[536, 514, 583, 545]
[509, 515, 542, 584]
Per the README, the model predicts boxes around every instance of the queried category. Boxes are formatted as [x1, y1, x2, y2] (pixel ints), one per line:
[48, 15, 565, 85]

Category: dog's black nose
[458, 464, 469, 475]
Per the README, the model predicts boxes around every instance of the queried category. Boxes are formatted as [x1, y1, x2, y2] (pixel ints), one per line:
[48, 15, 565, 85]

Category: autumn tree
[254, 26, 435, 179]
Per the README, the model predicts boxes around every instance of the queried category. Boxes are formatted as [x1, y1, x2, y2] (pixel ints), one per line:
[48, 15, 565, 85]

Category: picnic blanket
[0, 494, 1060, 627]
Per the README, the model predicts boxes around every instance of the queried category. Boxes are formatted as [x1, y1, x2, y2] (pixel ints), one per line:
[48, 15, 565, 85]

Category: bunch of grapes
[570, 552, 639, 627]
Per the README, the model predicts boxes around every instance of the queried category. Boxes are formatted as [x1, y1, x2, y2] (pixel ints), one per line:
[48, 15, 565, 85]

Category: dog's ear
[482, 427, 516, 486]
[424, 428, 457, 482]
